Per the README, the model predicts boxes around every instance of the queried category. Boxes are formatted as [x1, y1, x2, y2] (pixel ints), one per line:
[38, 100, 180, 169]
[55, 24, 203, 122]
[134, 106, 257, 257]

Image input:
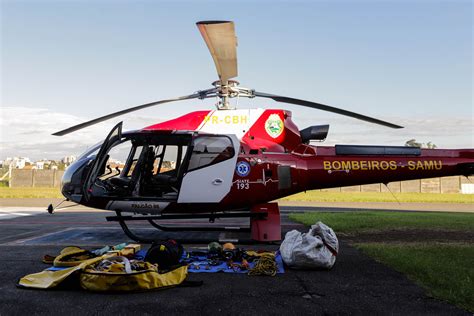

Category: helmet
[208, 242, 222, 254]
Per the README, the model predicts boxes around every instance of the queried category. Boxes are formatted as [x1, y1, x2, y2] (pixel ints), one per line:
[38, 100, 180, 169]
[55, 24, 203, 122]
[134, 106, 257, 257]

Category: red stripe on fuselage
[143, 110, 212, 131]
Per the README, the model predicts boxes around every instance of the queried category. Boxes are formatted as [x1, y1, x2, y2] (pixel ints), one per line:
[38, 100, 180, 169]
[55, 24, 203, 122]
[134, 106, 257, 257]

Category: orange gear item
[222, 243, 236, 251]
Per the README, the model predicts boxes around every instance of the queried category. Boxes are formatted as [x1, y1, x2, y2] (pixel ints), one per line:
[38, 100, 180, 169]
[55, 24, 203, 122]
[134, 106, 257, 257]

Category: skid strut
[107, 211, 267, 243]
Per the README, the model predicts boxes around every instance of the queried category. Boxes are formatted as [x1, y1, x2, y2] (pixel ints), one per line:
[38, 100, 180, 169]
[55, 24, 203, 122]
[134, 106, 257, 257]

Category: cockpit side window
[187, 136, 234, 171]
[125, 145, 144, 177]
[98, 140, 133, 179]
[84, 131, 194, 200]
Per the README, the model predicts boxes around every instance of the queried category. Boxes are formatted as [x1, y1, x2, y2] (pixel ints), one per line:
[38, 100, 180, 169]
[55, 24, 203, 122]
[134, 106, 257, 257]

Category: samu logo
[235, 161, 251, 177]
[265, 114, 284, 138]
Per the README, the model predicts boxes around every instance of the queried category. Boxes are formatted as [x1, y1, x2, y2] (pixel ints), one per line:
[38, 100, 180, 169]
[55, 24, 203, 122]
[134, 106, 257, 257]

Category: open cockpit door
[84, 122, 122, 201]
[178, 134, 239, 203]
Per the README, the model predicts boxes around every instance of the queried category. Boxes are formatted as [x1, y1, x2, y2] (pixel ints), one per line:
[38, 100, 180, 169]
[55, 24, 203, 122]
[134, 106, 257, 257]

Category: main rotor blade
[52, 93, 205, 136]
[254, 91, 403, 129]
[197, 21, 238, 84]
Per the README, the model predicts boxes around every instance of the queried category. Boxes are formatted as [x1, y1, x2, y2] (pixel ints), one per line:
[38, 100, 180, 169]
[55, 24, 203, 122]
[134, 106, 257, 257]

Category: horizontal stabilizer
[300, 125, 330, 143]
[335, 145, 421, 156]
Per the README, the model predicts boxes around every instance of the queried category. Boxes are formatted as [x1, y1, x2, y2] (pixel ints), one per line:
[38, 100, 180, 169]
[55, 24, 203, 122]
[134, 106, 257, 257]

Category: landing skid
[106, 210, 265, 243]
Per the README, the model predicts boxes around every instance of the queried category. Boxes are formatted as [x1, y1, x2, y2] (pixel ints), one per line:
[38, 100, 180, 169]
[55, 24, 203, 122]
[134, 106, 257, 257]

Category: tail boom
[299, 147, 474, 190]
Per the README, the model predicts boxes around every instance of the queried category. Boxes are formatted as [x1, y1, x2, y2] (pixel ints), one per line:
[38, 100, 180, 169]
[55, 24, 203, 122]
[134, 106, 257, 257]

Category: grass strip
[281, 191, 473, 204]
[356, 243, 474, 312]
[289, 211, 474, 233]
[1, 186, 472, 203]
[0, 187, 63, 198]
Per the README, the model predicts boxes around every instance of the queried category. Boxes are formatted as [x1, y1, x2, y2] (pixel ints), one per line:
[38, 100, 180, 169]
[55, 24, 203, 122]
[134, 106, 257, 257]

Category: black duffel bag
[145, 239, 184, 270]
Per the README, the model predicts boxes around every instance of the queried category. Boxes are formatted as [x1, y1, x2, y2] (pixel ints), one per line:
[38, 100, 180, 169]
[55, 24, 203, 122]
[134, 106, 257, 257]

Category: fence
[322, 176, 473, 194]
[8, 169, 472, 193]
[9, 169, 64, 188]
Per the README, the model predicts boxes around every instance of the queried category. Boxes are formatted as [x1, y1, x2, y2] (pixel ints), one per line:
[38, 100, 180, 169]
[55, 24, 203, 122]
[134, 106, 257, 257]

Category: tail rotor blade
[196, 21, 238, 84]
[254, 91, 403, 129]
[52, 93, 206, 136]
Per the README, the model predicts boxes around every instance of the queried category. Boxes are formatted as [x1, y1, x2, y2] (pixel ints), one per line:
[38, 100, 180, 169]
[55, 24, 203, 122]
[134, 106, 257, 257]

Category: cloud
[0, 107, 164, 160]
[0, 106, 472, 161]
[294, 114, 473, 148]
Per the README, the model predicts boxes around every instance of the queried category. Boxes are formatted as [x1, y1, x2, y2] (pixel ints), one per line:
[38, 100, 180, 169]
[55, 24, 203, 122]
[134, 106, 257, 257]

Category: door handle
[212, 178, 223, 185]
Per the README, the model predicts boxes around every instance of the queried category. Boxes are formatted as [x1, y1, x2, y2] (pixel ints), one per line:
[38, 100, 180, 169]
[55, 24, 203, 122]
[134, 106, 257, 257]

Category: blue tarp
[47, 249, 285, 274]
[178, 250, 285, 274]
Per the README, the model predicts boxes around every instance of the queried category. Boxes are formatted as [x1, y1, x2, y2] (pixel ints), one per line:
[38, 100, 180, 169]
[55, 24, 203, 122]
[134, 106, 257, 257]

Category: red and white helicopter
[53, 21, 474, 242]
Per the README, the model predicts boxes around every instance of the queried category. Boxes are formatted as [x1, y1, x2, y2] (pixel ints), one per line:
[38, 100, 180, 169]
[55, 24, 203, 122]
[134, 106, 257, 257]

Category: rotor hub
[213, 80, 239, 110]
[209, 80, 255, 110]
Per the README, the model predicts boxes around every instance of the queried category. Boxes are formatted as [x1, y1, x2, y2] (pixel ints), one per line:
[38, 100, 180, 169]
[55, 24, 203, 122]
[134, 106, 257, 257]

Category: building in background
[3, 157, 31, 169]
[61, 155, 77, 166]
[34, 161, 45, 169]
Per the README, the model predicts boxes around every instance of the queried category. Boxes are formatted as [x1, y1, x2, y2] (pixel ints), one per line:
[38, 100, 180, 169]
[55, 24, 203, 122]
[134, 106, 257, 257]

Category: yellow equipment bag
[79, 256, 188, 292]
[18, 256, 104, 289]
[53, 246, 96, 267]
[19, 255, 188, 292]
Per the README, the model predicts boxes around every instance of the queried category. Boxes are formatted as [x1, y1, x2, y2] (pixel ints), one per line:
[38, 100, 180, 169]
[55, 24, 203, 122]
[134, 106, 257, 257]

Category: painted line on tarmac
[0, 229, 52, 244]
[4, 226, 137, 246]
[5, 227, 77, 245]
[0, 208, 47, 220]
[0, 213, 38, 220]
[0, 207, 47, 212]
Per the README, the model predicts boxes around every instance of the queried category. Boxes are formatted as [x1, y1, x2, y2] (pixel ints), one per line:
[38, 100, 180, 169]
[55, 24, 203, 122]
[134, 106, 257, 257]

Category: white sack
[280, 221, 339, 269]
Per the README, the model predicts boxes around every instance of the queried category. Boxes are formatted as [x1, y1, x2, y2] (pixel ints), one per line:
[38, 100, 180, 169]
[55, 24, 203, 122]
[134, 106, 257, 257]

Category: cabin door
[83, 122, 122, 201]
[178, 135, 239, 203]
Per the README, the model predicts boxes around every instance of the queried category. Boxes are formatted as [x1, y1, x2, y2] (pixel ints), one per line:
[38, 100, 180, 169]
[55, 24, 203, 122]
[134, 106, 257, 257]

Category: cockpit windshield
[77, 141, 102, 161]
[70, 131, 236, 203]
[85, 132, 193, 200]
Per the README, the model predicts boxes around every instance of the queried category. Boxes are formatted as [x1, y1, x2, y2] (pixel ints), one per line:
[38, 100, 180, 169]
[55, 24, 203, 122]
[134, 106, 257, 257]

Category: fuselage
[61, 109, 474, 214]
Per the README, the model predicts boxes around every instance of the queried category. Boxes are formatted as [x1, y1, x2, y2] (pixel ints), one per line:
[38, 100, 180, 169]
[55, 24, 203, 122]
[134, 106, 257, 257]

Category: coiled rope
[248, 253, 277, 276]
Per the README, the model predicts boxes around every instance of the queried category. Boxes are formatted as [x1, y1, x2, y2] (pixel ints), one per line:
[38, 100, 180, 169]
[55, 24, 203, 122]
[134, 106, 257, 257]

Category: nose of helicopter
[60, 157, 91, 203]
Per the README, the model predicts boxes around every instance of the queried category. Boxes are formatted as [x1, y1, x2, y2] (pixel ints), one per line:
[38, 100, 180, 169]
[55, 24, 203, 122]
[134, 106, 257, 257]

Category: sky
[1, 0, 472, 160]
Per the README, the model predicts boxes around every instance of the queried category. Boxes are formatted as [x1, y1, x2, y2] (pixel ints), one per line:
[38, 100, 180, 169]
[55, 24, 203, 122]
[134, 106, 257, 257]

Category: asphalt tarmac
[0, 202, 470, 315]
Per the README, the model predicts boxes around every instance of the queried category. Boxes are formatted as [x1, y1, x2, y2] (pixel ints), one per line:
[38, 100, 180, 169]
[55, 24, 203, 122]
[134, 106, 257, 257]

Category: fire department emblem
[265, 114, 284, 138]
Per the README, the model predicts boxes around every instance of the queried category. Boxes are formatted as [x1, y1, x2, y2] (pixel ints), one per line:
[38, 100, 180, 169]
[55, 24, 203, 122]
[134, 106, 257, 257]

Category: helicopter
[53, 21, 474, 242]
